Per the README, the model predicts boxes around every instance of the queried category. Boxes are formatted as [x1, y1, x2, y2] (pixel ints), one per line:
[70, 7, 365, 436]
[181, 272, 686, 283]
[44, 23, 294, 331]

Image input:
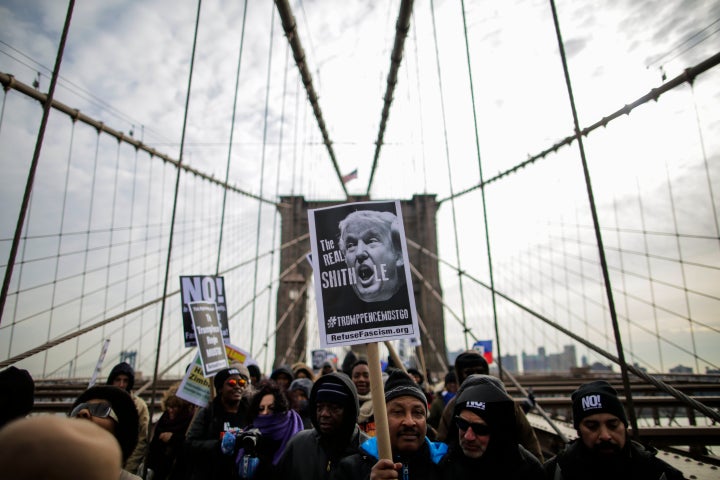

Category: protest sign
[180, 275, 230, 347]
[189, 301, 228, 377]
[307, 200, 419, 348]
[177, 343, 256, 407]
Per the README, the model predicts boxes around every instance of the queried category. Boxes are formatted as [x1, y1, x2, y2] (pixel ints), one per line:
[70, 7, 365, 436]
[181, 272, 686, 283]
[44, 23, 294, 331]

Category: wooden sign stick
[367, 342, 392, 460]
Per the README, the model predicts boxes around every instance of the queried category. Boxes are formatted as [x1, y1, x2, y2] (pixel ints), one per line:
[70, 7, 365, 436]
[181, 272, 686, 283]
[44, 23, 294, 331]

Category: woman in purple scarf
[236, 380, 304, 479]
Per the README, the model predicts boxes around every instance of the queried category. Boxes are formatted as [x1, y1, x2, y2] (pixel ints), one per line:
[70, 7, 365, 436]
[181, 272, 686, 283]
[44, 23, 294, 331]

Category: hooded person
[69, 385, 141, 479]
[292, 362, 316, 381]
[543, 381, 685, 480]
[106, 362, 150, 475]
[0, 365, 34, 429]
[333, 370, 448, 480]
[439, 383, 543, 479]
[270, 365, 294, 391]
[439, 373, 543, 460]
[288, 377, 314, 429]
[277, 372, 368, 479]
[435, 351, 488, 441]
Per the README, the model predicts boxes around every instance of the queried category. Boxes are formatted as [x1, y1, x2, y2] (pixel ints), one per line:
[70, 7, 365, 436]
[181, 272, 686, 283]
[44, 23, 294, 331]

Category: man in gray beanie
[543, 380, 685, 480]
[333, 370, 447, 480]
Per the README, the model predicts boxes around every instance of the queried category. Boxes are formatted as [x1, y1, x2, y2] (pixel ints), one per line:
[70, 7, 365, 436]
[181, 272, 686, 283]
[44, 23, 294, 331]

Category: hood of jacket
[106, 362, 135, 392]
[309, 372, 359, 441]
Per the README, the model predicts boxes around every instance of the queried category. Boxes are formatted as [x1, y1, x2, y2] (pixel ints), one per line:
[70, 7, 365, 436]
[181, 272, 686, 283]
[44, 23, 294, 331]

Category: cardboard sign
[308, 200, 418, 348]
[180, 276, 230, 347]
[177, 344, 256, 407]
[189, 301, 228, 376]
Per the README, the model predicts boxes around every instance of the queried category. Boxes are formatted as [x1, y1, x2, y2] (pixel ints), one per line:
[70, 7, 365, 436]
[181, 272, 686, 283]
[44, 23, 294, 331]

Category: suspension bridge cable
[365, 0, 414, 195]
[264, 43, 291, 369]
[254, 281, 309, 359]
[250, 6, 276, 355]
[0, 233, 312, 371]
[216, 0, 249, 275]
[437, 51, 720, 205]
[0, 73, 280, 207]
[429, 0, 470, 350]
[151, 0, 203, 419]
[0, 0, 75, 325]
[42, 118, 76, 376]
[274, 0, 348, 197]
[664, 163, 701, 373]
[410, 245, 720, 423]
[646, 17, 720, 69]
[459, 0, 503, 376]
[548, 0, 638, 435]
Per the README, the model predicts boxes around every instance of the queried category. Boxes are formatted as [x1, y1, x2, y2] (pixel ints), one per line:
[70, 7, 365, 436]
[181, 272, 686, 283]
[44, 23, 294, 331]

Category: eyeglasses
[454, 416, 491, 436]
[70, 401, 119, 423]
[226, 377, 247, 388]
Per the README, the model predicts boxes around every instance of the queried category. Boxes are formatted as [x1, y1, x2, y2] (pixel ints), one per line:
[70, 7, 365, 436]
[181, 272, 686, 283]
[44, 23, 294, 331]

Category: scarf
[357, 392, 373, 423]
[236, 409, 304, 465]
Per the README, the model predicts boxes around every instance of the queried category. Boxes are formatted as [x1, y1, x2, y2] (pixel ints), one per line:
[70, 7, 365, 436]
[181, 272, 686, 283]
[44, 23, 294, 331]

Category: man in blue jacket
[333, 370, 447, 480]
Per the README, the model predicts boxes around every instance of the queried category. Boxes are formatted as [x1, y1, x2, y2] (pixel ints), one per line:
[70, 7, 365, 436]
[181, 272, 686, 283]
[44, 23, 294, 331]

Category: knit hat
[571, 380, 628, 429]
[289, 378, 313, 398]
[316, 381, 350, 404]
[454, 383, 514, 422]
[106, 362, 135, 392]
[454, 351, 489, 383]
[384, 370, 427, 411]
[72, 386, 139, 462]
[271, 365, 294, 381]
[213, 366, 248, 392]
[0, 366, 35, 428]
[247, 364, 262, 380]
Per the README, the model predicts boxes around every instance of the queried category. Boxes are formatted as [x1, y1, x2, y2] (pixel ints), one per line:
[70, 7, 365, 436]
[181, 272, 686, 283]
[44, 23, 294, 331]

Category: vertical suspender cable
[460, 0, 503, 375]
[250, 7, 276, 356]
[548, 0, 638, 436]
[429, 0, 470, 350]
[216, 0, 249, 275]
[150, 0, 202, 415]
[0, 0, 75, 325]
[42, 119, 77, 376]
[264, 44, 290, 369]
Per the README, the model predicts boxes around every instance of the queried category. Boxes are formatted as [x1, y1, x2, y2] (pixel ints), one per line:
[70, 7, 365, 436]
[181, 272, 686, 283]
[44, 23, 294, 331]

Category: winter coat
[332, 436, 448, 480]
[184, 395, 250, 480]
[543, 439, 686, 480]
[440, 443, 544, 479]
[277, 373, 368, 480]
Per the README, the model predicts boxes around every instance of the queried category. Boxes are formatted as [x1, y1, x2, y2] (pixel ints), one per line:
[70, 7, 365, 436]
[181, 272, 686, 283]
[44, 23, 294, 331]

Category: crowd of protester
[0, 350, 687, 479]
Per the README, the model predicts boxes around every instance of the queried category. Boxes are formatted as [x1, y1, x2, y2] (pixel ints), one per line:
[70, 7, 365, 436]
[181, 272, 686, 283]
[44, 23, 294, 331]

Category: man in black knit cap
[333, 370, 447, 480]
[543, 380, 685, 480]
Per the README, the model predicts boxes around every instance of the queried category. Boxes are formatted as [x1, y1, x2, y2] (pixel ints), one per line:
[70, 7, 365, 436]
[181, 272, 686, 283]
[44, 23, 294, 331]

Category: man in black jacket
[543, 380, 685, 480]
[440, 383, 543, 479]
[277, 372, 367, 479]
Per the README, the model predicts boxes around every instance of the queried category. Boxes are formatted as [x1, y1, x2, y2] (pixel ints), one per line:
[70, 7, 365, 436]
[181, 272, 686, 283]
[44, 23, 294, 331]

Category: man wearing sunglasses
[185, 364, 252, 480]
[439, 383, 543, 479]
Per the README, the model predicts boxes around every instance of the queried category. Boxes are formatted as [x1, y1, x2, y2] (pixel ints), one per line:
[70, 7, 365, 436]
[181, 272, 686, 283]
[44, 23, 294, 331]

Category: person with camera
[185, 365, 252, 480]
[235, 380, 304, 479]
[277, 372, 368, 479]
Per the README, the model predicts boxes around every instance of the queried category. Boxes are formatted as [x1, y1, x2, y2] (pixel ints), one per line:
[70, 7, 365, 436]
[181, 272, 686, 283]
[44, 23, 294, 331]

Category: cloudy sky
[1, 0, 719, 377]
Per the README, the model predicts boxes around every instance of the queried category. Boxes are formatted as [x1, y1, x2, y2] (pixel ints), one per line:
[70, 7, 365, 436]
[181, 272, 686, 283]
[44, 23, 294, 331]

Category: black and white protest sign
[188, 301, 228, 377]
[308, 200, 419, 347]
[180, 276, 230, 347]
